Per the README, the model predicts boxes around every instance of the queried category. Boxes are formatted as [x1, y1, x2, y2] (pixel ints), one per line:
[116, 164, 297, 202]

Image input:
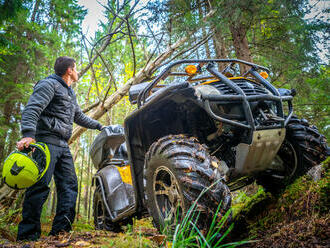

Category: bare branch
[92, 46, 118, 91]
[126, 22, 148, 61]
[144, 20, 162, 53]
[82, 102, 100, 113]
[126, 17, 136, 76]
[102, 78, 113, 107]
[69, 9, 216, 143]
[144, 32, 165, 70]
[159, 33, 214, 68]
[82, 36, 101, 101]
[79, 0, 141, 78]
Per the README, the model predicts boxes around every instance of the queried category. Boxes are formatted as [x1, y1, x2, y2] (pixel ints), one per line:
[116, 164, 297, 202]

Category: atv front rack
[137, 59, 294, 131]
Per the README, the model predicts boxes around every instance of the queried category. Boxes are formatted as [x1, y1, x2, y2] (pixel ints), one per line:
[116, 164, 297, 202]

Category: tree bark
[213, 26, 229, 71]
[31, 0, 40, 23]
[73, 140, 80, 162]
[84, 146, 91, 216]
[198, 0, 210, 58]
[0, 132, 8, 169]
[229, 22, 252, 73]
[87, 133, 93, 221]
[84, 169, 89, 216]
[0, 103, 14, 166]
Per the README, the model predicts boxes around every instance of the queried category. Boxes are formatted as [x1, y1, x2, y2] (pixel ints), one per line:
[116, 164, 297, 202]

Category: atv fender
[93, 165, 135, 222]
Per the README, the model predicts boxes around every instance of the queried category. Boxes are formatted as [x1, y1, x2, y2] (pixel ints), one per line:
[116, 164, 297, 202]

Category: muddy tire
[256, 116, 327, 194]
[143, 135, 231, 233]
[93, 186, 123, 232]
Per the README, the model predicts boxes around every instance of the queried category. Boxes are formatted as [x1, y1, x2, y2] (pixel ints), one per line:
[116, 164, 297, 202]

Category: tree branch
[69, 9, 216, 144]
[126, 17, 136, 76]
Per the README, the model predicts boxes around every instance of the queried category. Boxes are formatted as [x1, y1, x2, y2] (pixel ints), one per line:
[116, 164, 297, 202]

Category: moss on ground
[230, 159, 330, 247]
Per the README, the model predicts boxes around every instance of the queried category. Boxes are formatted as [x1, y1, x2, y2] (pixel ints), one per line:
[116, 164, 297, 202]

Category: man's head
[54, 56, 78, 84]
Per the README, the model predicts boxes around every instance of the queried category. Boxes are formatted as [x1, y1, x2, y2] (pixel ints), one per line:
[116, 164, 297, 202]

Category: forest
[0, 0, 329, 247]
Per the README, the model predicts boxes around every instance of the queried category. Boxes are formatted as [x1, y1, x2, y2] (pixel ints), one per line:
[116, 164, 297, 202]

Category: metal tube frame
[137, 59, 294, 130]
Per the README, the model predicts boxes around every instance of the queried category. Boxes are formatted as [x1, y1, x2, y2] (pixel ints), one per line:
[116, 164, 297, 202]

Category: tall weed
[161, 179, 254, 247]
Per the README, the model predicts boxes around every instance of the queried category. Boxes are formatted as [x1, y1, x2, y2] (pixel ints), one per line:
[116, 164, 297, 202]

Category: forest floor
[0, 161, 329, 248]
[0, 217, 163, 248]
[230, 160, 330, 248]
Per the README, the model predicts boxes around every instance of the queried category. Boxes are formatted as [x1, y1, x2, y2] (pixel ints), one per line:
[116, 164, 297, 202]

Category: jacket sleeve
[74, 98, 102, 130]
[21, 80, 55, 139]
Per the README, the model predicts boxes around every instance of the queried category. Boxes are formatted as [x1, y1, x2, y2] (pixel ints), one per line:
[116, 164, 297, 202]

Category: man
[16, 56, 103, 241]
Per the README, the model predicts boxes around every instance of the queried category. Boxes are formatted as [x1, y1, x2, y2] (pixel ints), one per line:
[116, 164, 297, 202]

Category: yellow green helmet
[2, 143, 50, 189]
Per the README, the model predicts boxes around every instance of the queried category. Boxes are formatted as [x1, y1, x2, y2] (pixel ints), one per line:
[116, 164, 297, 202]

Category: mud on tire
[143, 135, 232, 233]
[257, 116, 327, 194]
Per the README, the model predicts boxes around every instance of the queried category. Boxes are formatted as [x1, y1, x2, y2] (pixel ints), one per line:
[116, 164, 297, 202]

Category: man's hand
[16, 137, 36, 151]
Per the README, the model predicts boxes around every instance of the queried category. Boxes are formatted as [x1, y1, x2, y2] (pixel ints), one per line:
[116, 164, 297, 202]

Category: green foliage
[0, 208, 21, 240]
[0, 0, 23, 24]
[0, 0, 86, 164]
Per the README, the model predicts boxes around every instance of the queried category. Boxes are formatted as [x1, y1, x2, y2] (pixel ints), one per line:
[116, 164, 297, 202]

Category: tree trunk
[198, 0, 210, 58]
[87, 133, 93, 221]
[229, 22, 252, 73]
[0, 103, 14, 166]
[213, 26, 229, 71]
[84, 145, 91, 216]
[31, 0, 40, 23]
[73, 140, 80, 162]
[0, 132, 8, 169]
[6, 123, 18, 158]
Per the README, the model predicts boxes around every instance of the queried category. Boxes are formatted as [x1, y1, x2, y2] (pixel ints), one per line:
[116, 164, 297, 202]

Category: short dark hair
[54, 56, 76, 76]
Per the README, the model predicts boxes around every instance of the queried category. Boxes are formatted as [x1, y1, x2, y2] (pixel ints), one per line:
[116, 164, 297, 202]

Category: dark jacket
[21, 74, 102, 146]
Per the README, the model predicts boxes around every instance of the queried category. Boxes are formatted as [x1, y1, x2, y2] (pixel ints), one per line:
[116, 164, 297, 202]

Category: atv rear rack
[137, 59, 294, 131]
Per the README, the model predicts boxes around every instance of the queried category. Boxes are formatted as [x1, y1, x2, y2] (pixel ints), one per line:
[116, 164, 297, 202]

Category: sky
[77, 0, 108, 39]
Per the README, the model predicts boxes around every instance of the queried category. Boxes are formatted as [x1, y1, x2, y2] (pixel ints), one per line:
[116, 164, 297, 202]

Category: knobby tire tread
[143, 135, 232, 233]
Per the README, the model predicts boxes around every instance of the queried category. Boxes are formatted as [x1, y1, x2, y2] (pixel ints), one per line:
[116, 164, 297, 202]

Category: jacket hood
[48, 74, 70, 88]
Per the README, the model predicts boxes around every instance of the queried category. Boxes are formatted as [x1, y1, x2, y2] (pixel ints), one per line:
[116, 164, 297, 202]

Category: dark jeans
[17, 143, 78, 241]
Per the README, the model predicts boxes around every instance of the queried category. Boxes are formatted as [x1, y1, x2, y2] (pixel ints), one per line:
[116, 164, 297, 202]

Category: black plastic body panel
[90, 125, 126, 169]
[124, 82, 216, 209]
[93, 164, 135, 222]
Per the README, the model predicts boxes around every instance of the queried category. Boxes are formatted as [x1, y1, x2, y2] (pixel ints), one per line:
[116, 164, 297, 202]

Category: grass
[160, 179, 253, 248]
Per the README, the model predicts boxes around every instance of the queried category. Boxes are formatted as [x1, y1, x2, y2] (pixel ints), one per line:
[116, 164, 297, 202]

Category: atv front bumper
[201, 64, 294, 131]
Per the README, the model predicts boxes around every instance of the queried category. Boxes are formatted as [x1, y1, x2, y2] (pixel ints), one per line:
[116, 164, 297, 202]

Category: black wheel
[93, 185, 123, 232]
[143, 135, 232, 233]
[256, 116, 327, 194]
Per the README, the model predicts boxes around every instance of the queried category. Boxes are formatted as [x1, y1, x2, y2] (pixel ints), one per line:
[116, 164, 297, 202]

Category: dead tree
[69, 6, 216, 143]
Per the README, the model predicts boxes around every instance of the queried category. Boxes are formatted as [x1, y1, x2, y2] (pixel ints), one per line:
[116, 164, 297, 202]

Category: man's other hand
[16, 137, 36, 151]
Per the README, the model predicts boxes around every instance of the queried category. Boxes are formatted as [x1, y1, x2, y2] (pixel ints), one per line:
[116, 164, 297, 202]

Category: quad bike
[90, 59, 328, 233]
